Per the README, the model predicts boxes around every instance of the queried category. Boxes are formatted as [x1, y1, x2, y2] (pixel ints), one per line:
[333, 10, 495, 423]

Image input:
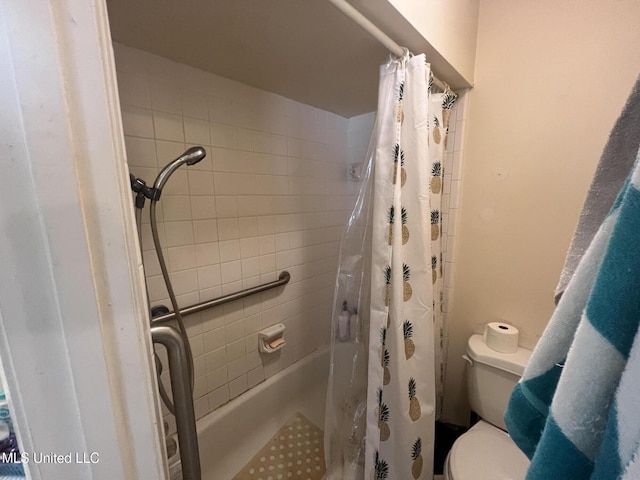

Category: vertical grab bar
[151, 325, 201, 480]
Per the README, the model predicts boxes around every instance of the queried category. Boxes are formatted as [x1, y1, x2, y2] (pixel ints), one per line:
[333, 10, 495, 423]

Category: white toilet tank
[465, 334, 532, 430]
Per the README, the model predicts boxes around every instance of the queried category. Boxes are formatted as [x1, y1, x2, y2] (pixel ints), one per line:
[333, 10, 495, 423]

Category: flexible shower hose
[149, 200, 196, 398]
[135, 205, 193, 416]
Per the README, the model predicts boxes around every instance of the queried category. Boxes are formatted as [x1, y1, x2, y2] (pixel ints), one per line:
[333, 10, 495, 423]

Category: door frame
[0, 0, 166, 478]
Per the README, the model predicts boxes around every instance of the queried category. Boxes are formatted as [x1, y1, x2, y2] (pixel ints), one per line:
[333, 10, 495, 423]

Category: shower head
[181, 146, 207, 166]
[152, 146, 207, 197]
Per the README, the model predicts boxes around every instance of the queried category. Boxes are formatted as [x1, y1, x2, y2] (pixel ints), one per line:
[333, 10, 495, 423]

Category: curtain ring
[395, 47, 411, 69]
[388, 47, 412, 66]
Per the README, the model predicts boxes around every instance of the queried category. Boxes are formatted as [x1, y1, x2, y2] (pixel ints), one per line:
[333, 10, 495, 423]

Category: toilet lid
[449, 425, 530, 480]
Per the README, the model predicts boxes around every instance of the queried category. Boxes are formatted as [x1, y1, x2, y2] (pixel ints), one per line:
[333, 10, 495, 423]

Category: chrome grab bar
[150, 325, 201, 480]
[151, 271, 290, 325]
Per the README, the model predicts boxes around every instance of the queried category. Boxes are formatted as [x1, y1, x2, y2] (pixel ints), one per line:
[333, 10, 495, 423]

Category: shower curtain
[324, 53, 455, 480]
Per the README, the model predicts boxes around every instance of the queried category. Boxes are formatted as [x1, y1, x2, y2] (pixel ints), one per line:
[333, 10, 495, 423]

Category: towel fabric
[555, 75, 640, 302]
[0, 461, 24, 478]
[505, 143, 640, 479]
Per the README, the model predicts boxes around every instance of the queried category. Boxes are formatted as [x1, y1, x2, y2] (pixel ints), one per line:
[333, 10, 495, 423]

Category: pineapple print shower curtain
[367, 53, 433, 480]
[324, 53, 455, 480]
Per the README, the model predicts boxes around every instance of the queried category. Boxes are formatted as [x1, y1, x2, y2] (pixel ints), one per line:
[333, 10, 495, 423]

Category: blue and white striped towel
[0, 461, 24, 479]
[505, 145, 640, 479]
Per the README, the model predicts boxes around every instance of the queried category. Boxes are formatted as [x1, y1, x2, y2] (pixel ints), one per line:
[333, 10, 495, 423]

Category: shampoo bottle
[349, 308, 359, 343]
[338, 301, 350, 341]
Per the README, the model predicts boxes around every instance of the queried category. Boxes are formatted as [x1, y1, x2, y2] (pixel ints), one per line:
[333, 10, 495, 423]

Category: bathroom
[1, 0, 639, 479]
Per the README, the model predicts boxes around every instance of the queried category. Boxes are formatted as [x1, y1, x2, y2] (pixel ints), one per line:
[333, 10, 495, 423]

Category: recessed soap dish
[259, 323, 286, 354]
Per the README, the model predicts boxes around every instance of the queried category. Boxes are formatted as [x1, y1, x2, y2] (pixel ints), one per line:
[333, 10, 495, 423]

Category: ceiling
[106, 0, 397, 117]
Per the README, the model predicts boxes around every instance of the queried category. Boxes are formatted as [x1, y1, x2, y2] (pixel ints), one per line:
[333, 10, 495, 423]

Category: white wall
[114, 44, 359, 432]
[443, 0, 640, 425]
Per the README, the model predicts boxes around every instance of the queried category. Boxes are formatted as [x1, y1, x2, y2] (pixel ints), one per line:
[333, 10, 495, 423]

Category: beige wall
[443, 0, 640, 424]
[352, 0, 478, 89]
[387, 0, 479, 84]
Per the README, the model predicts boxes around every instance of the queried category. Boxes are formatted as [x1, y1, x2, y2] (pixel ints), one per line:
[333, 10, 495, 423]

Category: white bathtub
[196, 347, 330, 480]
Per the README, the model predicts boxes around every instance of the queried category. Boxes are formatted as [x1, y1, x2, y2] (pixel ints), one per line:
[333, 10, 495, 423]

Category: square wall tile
[153, 111, 184, 142]
[162, 170, 189, 195]
[226, 338, 246, 362]
[258, 235, 276, 255]
[209, 97, 232, 125]
[259, 254, 276, 274]
[193, 219, 218, 243]
[184, 117, 210, 145]
[121, 105, 154, 138]
[228, 375, 248, 399]
[170, 269, 198, 295]
[204, 327, 226, 352]
[227, 357, 247, 381]
[169, 245, 196, 272]
[238, 217, 258, 237]
[156, 140, 187, 165]
[194, 397, 210, 420]
[226, 320, 245, 343]
[165, 222, 194, 247]
[191, 196, 217, 220]
[162, 195, 191, 222]
[241, 257, 260, 278]
[217, 218, 240, 240]
[221, 260, 242, 284]
[209, 385, 230, 410]
[125, 136, 157, 168]
[219, 240, 241, 262]
[216, 196, 239, 218]
[182, 90, 209, 120]
[142, 250, 161, 277]
[188, 171, 215, 195]
[257, 216, 275, 235]
[197, 265, 221, 289]
[117, 73, 151, 108]
[150, 79, 182, 114]
[247, 366, 265, 389]
[239, 237, 259, 258]
[206, 366, 228, 391]
[210, 123, 234, 149]
[205, 346, 227, 373]
[195, 242, 220, 266]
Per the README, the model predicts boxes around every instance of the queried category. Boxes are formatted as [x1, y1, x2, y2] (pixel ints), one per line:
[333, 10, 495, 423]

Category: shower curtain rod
[328, 0, 455, 95]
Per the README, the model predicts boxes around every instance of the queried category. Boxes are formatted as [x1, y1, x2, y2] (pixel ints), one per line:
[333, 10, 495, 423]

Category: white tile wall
[440, 89, 470, 318]
[114, 44, 358, 429]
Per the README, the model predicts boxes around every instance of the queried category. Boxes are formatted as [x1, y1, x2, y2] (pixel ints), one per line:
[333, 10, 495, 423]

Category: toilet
[444, 334, 532, 480]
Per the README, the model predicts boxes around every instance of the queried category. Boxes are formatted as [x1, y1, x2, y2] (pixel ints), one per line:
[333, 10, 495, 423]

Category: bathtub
[196, 347, 330, 480]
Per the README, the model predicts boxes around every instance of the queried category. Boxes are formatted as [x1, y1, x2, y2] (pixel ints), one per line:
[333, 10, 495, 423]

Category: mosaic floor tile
[232, 413, 325, 480]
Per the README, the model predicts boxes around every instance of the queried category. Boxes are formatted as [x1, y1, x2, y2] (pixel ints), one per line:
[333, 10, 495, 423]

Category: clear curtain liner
[323, 63, 397, 480]
[323, 126, 375, 480]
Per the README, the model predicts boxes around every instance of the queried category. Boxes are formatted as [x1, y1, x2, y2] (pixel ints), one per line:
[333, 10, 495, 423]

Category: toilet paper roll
[483, 322, 519, 353]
